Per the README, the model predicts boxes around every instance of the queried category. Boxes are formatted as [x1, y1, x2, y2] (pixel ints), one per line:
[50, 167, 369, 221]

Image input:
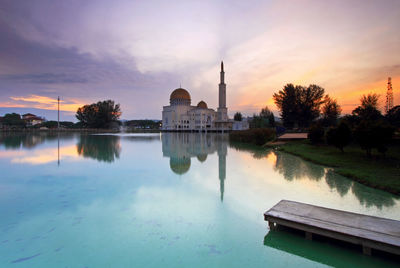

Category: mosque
[162, 62, 233, 131]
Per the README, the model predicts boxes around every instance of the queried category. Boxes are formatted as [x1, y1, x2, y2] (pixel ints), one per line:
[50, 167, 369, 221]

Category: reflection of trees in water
[122, 135, 159, 142]
[325, 170, 352, 197]
[228, 141, 270, 159]
[351, 182, 396, 209]
[0, 132, 46, 149]
[77, 135, 121, 163]
[275, 152, 397, 209]
[0, 132, 74, 149]
[0, 134, 23, 149]
[263, 230, 399, 268]
[274, 152, 325, 181]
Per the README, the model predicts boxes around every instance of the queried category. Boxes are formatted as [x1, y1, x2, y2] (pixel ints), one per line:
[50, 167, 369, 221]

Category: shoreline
[0, 129, 161, 133]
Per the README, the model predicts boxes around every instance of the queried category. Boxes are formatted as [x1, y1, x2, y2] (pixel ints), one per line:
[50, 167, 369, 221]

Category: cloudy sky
[0, 0, 399, 121]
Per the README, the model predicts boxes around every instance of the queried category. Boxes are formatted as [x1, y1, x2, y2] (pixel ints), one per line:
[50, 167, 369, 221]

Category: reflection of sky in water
[0, 132, 399, 267]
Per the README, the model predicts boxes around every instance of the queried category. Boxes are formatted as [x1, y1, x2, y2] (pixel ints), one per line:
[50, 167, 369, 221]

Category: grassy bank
[278, 141, 400, 195]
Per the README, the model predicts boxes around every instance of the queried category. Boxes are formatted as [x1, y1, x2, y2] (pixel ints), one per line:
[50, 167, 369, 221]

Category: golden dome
[170, 88, 191, 101]
[170, 157, 191, 175]
[197, 100, 208, 109]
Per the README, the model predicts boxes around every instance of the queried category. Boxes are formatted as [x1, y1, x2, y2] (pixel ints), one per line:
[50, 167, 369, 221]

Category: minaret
[217, 136, 227, 202]
[386, 77, 394, 113]
[57, 96, 60, 129]
[217, 61, 227, 121]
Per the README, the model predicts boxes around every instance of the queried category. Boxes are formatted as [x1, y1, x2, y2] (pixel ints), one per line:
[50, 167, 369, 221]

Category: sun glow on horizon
[1, 95, 86, 113]
[9, 145, 80, 165]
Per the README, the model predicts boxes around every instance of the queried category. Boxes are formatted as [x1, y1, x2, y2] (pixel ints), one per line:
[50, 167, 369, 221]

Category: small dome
[197, 100, 208, 109]
[197, 154, 207, 163]
[170, 88, 191, 101]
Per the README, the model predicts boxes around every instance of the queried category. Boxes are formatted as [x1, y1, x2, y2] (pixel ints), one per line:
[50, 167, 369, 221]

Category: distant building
[22, 113, 45, 126]
[162, 62, 232, 132]
[232, 118, 250, 131]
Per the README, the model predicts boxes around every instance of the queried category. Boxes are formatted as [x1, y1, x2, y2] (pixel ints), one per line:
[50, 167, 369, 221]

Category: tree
[3, 113, 26, 127]
[37, 121, 75, 129]
[326, 121, 352, 152]
[352, 93, 382, 121]
[386, 105, 400, 127]
[361, 93, 379, 107]
[234, 112, 243, 121]
[297, 84, 326, 128]
[76, 100, 121, 128]
[273, 84, 299, 128]
[321, 95, 342, 126]
[273, 84, 325, 128]
[125, 120, 161, 129]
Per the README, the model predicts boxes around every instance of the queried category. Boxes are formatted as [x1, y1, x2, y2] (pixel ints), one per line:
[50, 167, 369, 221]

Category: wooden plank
[264, 200, 400, 255]
[277, 133, 308, 140]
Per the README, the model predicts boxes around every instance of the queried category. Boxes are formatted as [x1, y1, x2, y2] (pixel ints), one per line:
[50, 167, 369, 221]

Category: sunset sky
[0, 0, 399, 121]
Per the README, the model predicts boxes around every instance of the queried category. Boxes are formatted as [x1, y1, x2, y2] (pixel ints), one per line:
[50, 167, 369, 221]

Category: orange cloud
[11, 95, 59, 104]
[2, 95, 85, 112]
[0, 102, 27, 108]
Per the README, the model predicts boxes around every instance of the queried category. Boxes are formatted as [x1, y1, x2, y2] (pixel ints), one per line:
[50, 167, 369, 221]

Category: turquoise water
[0, 132, 399, 267]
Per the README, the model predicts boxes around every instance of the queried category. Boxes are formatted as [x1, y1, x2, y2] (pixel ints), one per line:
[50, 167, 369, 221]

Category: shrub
[308, 124, 324, 144]
[229, 128, 275, 146]
[354, 120, 395, 157]
[386, 105, 400, 127]
[326, 122, 352, 152]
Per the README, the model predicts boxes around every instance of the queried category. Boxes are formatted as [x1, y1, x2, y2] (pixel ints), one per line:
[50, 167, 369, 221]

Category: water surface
[0, 132, 399, 267]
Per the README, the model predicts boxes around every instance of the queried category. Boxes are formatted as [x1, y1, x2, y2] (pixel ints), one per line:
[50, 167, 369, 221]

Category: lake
[0, 132, 399, 267]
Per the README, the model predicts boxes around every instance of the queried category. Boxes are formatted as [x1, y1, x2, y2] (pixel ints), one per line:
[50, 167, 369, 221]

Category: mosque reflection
[162, 132, 228, 201]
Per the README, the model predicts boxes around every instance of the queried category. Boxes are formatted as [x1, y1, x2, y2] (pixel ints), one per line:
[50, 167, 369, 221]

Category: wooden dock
[264, 200, 400, 256]
[276, 133, 308, 140]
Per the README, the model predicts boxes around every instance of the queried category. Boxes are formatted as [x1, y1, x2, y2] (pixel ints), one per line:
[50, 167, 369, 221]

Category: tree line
[271, 83, 399, 157]
[234, 107, 275, 128]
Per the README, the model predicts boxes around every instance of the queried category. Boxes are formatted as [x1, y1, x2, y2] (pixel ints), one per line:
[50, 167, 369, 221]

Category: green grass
[278, 141, 400, 195]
